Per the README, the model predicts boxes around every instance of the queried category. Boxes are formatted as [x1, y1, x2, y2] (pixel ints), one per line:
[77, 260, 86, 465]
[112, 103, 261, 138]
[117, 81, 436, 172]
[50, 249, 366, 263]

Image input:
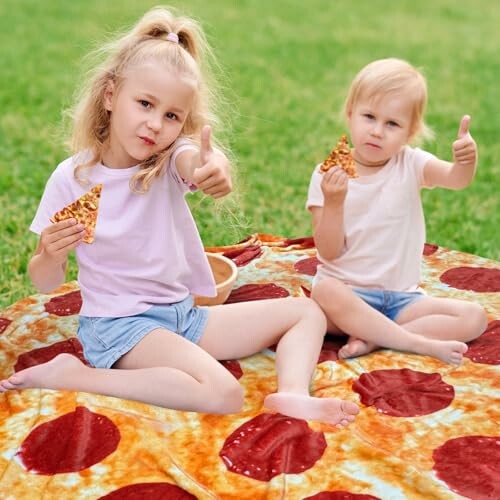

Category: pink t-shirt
[306, 146, 435, 292]
[31, 140, 216, 317]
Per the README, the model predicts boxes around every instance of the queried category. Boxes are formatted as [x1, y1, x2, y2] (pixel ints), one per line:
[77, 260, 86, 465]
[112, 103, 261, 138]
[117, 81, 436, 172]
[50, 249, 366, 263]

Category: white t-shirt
[306, 146, 435, 292]
[31, 140, 216, 317]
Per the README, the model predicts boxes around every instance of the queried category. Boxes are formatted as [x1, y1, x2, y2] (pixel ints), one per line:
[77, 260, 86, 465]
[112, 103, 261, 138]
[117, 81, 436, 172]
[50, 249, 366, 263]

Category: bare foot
[337, 335, 468, 366]
[0, 354, 86, 393]
[338, 336, 378, 359]
[263, 392, 359, 427]
[416, 338, 468, 365]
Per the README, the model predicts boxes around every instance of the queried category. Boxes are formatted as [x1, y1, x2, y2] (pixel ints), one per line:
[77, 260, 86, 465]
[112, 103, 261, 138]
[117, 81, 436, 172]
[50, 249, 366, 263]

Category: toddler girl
[307, 58, 487, 363]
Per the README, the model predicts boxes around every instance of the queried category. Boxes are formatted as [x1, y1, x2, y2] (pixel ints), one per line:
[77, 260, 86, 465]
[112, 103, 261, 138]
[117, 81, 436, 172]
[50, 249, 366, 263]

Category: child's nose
[371, 121, 383, 137]
[147, 114, 162, 131]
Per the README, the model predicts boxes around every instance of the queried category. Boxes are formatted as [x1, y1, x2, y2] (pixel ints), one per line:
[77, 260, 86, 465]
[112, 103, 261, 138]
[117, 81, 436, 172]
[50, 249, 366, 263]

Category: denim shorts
[77, 295, 209, 369]
[351, 288, 424, 322]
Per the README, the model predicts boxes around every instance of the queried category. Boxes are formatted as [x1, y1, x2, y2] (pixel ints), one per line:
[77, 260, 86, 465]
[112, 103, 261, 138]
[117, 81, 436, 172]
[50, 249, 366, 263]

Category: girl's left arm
[175, 125, 232, 199]
[423, 115, 478, 190]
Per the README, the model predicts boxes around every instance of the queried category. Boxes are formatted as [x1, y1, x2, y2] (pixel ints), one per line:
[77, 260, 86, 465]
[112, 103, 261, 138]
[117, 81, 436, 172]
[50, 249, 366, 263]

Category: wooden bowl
[194, 253, 238, 306]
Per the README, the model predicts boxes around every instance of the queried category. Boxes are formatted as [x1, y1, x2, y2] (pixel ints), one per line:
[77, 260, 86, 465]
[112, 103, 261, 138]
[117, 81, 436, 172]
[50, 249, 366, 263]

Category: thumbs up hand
[199, 124, 215, 166]
[452, 115, 477, 169]
[192, 125, 232, 198]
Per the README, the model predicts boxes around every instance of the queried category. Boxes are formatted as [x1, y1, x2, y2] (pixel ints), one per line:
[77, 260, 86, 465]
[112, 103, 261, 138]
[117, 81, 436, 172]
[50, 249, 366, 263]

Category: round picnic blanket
[0, 234, 498, 499]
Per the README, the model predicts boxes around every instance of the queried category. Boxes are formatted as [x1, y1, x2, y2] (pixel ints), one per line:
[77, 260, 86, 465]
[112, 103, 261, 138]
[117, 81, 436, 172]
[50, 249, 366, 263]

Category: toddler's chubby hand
[321, 166, 348, 205]
[192, 125, 232, 199]
[452, 115, 477, 169]
[40, 219, 85, 264]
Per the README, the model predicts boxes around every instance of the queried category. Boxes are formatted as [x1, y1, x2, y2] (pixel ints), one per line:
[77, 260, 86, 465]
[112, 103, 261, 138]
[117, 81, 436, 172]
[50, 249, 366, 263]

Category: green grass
[1, 0, 499, 310]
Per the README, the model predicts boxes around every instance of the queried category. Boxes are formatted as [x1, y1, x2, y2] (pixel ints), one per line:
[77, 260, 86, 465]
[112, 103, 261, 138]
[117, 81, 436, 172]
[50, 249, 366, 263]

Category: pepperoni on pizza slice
[50, 184, 102, 244]
[320, 134, 358, 178]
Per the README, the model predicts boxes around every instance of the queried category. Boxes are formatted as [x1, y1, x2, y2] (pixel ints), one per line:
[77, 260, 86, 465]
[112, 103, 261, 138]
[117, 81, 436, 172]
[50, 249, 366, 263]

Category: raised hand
[192, 125, 232, 198]
[452, 115, 477, 169]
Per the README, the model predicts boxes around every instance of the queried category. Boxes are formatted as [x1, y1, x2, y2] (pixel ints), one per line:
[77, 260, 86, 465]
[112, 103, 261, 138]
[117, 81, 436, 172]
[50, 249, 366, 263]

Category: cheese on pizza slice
[50, 184, 102, 244]
[320, 134, 358, 178]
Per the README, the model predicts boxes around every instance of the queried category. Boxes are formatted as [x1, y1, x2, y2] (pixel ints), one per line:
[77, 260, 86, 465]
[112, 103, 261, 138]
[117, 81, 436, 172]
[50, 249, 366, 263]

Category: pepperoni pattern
[440, 266, 500, 292]
[0, 317, 12, 334]
[99, 483, 197, 499]
[352, 369, 455, 417]
[44, 290, 82, 316]
[0, 233, 498, 499]
[221, 359, 244, 380]
[14, 338, 88, 372]
[464, 320, 500, 365]
[317, 337, 344, 363]
[219, 413, 327, 481]
[423, 243, 439, 256]
[304, 492, 380, 500]
[18, 406, 120, 474]
[223, 245, 263, 266]
[433, 435, 500, 499]
[225, 283, 289, 303]
[294, 256, 320, 276]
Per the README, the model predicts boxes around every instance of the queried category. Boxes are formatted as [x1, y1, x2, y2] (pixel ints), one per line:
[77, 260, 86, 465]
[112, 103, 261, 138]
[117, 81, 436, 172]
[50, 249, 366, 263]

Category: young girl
[307, 58, 487, 363]
[0, 6, 360, 427]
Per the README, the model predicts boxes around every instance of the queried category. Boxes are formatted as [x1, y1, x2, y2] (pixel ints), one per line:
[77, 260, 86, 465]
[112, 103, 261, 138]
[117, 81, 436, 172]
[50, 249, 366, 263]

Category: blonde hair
[67, 6, 228, 192]
[343, 58, 433, 144]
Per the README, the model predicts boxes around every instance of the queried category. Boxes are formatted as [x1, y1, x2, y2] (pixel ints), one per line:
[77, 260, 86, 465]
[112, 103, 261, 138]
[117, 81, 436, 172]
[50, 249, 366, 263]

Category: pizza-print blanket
[0, 234, 498, 500]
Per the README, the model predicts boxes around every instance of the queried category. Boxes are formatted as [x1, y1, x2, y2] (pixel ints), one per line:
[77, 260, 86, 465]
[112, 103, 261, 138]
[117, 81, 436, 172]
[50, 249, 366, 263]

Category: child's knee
[292, 297, 327, 329]
[221, 381, 244, 413]
[311, 278, 348, 309]
[208, 378, 244, 414]
[462, 303, 488, 340]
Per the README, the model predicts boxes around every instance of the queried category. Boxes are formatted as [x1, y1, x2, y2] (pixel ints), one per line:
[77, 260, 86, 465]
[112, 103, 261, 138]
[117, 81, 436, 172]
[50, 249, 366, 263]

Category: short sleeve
[168, 139, 199, 193]
[30, 166, 74, 235]
[306, 165, 325, 210]
[410, 146, 437, 189]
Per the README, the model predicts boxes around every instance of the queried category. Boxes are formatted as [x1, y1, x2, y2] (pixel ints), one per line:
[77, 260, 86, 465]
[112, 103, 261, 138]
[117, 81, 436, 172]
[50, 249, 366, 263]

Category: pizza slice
[50, 184, 102, 244]
[319, 134, 358, 178]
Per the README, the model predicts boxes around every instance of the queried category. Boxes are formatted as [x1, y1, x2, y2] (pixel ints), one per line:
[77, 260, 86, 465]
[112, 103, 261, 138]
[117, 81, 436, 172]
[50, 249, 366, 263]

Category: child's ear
[103, 80, 115, 111]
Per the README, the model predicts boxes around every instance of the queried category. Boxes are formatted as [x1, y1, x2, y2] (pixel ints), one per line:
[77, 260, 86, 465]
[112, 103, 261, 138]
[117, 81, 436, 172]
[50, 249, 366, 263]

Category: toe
[338, 347, 349, 359]
[338, 417, 352, 427]
[340, 344, 356, 359]
[342, 401, 360, 415]
[0, 380, 15, 391]
[8, 375, 22, 386]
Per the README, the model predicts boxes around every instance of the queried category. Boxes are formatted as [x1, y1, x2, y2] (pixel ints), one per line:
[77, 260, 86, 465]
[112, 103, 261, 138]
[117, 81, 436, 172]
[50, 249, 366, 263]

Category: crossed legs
[340, 294, 487, 359]
[312, 278, 487, 365]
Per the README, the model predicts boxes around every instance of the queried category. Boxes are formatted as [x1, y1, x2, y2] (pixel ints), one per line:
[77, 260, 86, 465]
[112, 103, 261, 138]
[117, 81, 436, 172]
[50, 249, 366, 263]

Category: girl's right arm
[175, 126, 232, 199]
[310, 167, 348, 261]
[28, 219, 85, 293]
